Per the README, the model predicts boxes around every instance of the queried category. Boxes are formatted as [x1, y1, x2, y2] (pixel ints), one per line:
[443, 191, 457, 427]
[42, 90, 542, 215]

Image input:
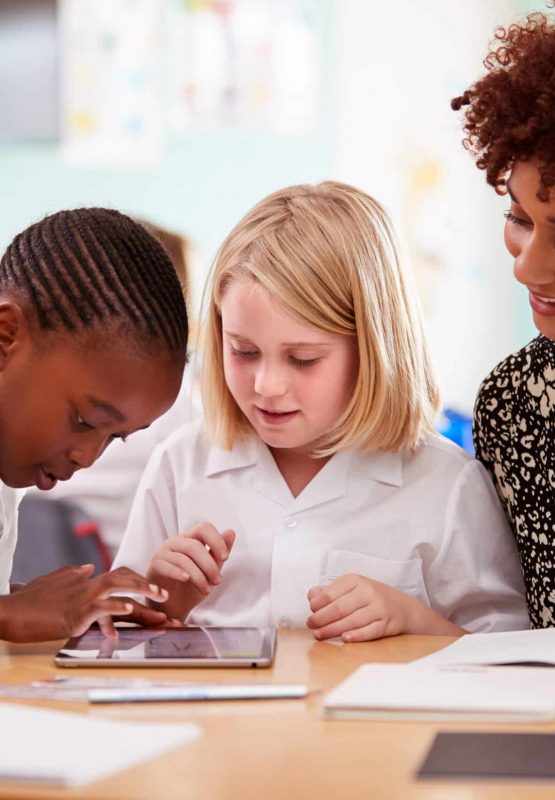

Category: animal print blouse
[474, 334, 555, 628]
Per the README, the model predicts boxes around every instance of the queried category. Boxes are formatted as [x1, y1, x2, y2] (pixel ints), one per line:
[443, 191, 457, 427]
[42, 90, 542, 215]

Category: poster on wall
[165, 0, 318, 135]
[60, 0, 165, 167]
[59, 0, 319, 167]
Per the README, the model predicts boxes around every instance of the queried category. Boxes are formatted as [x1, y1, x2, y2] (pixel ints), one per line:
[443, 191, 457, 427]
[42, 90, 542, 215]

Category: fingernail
[213, 575, 221, 585]
[313, 630, 321, 639]
[124, 603, 133, 612]
[148, 583, 160, 593]
[180, 572, 190, 581]
[343, 633, 352, 642]
[204, 585, 212, 595]
[159, 588, 169, 599]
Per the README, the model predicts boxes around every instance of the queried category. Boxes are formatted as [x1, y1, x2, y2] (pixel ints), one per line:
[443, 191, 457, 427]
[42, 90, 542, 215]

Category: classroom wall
[0, 0, 336, 314]
[330, 0, 534, 413]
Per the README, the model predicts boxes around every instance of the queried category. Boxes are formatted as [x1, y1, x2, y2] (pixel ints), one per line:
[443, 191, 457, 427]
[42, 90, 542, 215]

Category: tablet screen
[57, 626, 271, 662]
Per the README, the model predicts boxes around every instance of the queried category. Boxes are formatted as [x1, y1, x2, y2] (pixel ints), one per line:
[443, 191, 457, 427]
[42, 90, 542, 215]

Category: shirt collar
[348, 447, 404, 487]
[204, 436, 259, 477]
[205, 435, 404, 489]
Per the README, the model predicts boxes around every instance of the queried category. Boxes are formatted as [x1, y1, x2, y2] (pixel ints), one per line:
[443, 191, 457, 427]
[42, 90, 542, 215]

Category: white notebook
[323, 663, 555, 722]
[0, 703, 200, 786]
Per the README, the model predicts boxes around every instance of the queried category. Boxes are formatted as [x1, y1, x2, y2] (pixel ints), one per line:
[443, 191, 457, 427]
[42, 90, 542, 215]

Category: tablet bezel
[53, 626, 277, 668]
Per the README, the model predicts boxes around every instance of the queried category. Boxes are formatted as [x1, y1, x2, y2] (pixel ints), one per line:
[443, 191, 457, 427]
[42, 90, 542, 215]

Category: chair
[11, 495, 112, 583]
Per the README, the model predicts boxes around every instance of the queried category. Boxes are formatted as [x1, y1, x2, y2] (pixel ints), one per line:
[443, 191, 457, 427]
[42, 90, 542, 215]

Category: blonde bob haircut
[202, 181, 440, 455]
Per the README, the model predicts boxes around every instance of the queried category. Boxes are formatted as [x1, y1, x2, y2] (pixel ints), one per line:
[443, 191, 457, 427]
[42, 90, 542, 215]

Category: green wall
[0, 0, 335, 298]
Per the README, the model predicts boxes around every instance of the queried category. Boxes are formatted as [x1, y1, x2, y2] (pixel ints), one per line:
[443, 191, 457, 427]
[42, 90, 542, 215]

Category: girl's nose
[68, 437, 108, 470]
[254, 364, 287, 397]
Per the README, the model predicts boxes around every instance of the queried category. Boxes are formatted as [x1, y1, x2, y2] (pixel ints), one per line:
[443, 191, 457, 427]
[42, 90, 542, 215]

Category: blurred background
[0, 0, 539, 418]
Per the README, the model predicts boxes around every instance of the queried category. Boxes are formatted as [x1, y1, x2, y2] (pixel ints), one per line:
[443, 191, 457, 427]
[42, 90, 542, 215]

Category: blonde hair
[202, 181, 440, 454]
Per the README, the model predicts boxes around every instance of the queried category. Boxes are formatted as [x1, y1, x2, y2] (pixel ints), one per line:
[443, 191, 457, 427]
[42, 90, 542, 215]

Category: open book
[414, 628, 555, 667]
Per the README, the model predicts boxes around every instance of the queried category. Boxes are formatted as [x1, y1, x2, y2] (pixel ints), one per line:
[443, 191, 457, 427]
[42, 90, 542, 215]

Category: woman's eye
[289, 356, 320, 367]
[231, 346, 258, 358]
[504, 210, 531, 229]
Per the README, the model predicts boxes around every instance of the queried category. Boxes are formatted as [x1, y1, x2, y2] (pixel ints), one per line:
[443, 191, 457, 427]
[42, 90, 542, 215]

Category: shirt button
[285, 519, 297, 529]
[279, 617, 294, 629]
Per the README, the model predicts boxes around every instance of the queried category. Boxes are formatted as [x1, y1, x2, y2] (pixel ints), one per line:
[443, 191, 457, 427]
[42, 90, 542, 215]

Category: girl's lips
[36, 466, 58, 491]
[255, 407, 299, 425]
[529, 291, 555, 317]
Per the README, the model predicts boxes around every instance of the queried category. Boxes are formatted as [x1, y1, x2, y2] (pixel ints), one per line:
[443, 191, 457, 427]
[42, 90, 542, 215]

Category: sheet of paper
[414, 628, 555, 667]
[0, 703, 200, 786]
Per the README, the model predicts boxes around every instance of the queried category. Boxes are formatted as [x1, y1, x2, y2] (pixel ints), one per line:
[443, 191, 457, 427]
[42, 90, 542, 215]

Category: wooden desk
[0, 631, 553, 800]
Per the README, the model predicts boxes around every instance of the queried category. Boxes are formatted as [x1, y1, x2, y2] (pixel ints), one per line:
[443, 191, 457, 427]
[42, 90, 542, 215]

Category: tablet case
[417, 732, 555, 780]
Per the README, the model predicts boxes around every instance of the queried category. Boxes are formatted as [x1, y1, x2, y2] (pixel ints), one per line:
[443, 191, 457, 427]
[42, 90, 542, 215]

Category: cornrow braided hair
[0, 208, 188, 353]
[451, 10, 555, 201]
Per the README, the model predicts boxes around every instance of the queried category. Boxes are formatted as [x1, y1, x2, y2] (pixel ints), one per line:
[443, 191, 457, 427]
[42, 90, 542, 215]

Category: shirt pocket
[323, 549, 430, 605]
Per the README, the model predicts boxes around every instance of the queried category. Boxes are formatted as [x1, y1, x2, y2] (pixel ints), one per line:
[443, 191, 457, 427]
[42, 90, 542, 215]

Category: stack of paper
[0, 703, 200, 786]
[323, 663, 555, 721]
[323, 629, 555, 722]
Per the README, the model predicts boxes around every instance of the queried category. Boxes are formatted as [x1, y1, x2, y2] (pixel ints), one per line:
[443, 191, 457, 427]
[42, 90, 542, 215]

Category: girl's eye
[504, 210, 531, 229]
[231, 346, 258, 358]
[75, 413, 94, 431]
[110, 433, 128, 443]
[289, 356, 320, 367]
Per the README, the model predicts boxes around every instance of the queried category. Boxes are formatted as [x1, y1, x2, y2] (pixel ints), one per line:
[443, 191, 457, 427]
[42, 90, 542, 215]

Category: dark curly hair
[451, 10, 555, 202]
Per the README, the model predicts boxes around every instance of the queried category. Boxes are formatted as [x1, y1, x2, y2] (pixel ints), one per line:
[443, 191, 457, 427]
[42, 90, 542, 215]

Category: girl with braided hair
[452, 8, 555, 627]
[0, 207, 189, 642]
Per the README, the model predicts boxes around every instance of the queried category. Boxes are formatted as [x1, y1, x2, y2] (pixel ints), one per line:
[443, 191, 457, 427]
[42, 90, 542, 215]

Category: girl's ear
[0, 302, 27, 370]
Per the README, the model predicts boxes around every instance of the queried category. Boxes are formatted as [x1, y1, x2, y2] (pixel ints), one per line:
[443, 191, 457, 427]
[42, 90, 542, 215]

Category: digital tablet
[54, 626, 277, 668]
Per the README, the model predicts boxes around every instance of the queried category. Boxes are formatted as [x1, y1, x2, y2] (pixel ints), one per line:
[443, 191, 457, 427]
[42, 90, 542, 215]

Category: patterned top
[474, 335, 555, 628]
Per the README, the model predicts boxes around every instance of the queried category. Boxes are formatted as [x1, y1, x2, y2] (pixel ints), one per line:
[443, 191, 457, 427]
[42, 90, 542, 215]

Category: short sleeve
[112, 445, 180, 576]
[427, 459, 529, 633]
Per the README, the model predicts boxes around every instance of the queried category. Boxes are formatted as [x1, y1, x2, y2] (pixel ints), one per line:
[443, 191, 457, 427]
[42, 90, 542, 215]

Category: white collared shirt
[0, 483, 25, 595]
[113, 421, 529, 632]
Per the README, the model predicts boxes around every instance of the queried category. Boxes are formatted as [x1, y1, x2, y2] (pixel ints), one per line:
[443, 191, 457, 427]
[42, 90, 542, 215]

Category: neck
[269, 446, 331, 498]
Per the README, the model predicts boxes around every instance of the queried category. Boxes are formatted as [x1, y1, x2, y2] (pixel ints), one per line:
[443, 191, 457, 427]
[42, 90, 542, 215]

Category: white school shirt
[0, 483, 25, 595]
[113, 421, 529, 633]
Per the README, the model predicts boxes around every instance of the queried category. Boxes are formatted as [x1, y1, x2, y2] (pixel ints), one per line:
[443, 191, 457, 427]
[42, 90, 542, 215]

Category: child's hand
[147, 523, 236, 619]
[306, 574, 421, 642]
[0, 565, 169, 643]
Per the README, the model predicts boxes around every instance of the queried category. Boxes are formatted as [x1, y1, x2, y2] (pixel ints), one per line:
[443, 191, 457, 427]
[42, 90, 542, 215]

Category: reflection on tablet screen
[59, 627, 266, 660]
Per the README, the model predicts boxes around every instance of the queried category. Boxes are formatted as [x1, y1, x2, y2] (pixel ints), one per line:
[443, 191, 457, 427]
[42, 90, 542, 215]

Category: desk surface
[0, 631, 553, 800]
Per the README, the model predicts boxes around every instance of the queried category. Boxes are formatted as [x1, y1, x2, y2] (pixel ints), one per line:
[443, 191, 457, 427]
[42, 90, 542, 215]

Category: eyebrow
[86, 395, 125, 423]
[507, 182, 555, 224]
[224, 332, 332, 348]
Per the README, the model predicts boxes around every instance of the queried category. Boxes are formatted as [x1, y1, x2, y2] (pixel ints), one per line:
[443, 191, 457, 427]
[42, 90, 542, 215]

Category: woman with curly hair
[452, 8, 555, 628]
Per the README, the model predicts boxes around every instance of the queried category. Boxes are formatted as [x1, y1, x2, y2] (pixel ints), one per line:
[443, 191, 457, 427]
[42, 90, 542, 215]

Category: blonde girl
[114, 181, 528, 640]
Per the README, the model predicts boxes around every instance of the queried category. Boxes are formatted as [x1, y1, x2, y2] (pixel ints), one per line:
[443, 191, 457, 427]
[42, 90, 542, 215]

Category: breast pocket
[324, 549, 430, 605]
